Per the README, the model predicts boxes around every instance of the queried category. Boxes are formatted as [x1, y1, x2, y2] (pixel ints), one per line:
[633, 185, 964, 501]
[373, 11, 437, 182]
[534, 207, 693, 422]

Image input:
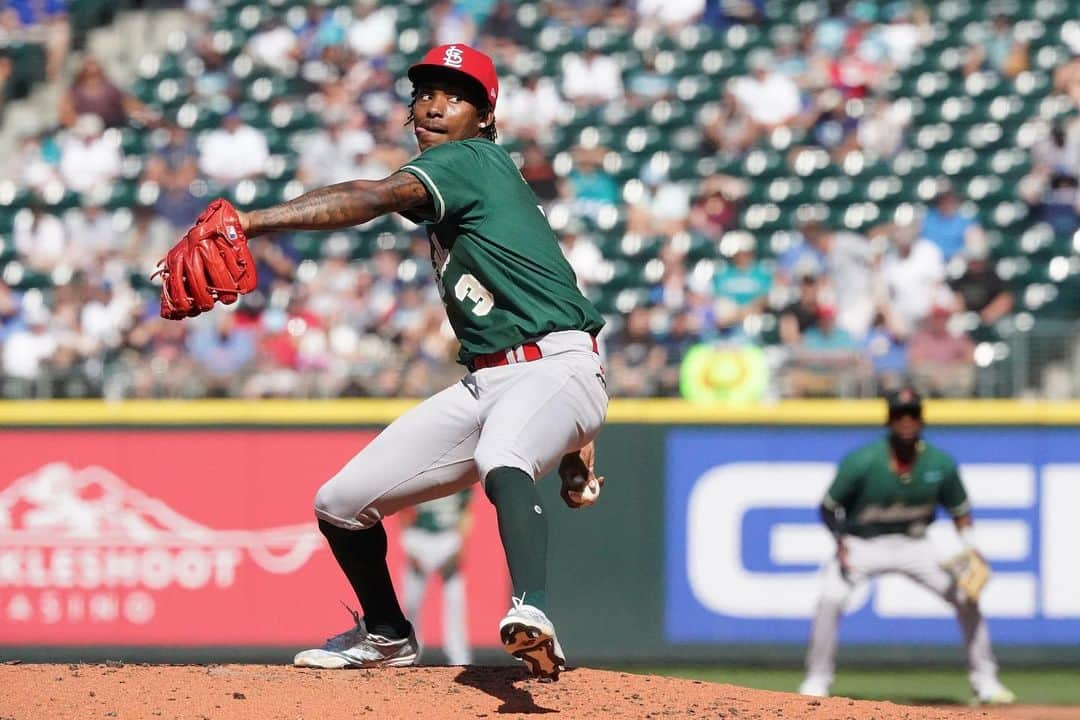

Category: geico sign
[687, 462, 1080, 620]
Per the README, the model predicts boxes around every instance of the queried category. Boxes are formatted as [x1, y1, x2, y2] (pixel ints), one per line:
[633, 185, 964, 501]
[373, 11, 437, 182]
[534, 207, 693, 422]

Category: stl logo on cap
[442, 45, 464, 68]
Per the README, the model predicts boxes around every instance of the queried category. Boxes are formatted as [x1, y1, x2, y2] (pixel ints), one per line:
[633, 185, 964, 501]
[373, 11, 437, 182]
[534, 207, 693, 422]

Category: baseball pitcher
[153, 44, 608, 680]
[798, 388, 1015, 705]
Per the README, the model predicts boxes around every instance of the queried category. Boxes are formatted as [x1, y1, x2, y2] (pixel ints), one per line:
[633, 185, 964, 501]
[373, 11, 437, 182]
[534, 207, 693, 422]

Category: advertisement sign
[665, 428, 1080, 646]
[0, 431, 508, 648]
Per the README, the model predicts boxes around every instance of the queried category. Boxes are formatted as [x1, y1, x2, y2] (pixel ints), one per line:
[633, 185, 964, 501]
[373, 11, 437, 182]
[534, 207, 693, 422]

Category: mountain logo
[0, 462, 322, 623]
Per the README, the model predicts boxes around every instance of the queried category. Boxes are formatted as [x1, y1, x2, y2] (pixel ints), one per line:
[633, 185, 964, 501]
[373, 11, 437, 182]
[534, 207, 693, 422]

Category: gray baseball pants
[803, 534, 1001, 694]
[313, 331, 608, 530]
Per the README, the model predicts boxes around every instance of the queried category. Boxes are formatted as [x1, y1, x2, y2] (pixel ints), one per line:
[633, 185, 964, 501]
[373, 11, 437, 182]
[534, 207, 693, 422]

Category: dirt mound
[0, 664, 1067, 720]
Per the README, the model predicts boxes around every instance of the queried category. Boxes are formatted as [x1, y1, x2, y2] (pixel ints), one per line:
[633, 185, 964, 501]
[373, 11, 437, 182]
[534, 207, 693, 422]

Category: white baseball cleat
[293, 608, 419, 669]
[499, 596, 566, 681]
[973, 684, 1017, 706]
[797, 676, 831, 698]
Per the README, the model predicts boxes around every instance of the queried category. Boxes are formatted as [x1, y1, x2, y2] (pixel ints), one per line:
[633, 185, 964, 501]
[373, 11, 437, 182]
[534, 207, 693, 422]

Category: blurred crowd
[1, 0, 1078, 400]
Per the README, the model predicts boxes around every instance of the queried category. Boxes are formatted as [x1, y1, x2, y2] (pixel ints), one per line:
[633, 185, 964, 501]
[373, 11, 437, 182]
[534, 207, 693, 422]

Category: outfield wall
[2, 400, 1079, 665]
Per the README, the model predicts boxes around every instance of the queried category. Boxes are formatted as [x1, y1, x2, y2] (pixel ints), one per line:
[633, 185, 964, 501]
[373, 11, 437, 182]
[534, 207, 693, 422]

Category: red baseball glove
[153, 198, 257, 320]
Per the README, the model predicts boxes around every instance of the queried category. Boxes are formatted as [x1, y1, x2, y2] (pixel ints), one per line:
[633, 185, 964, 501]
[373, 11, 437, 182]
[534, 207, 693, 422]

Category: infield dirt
[0, 664, 1074, 720]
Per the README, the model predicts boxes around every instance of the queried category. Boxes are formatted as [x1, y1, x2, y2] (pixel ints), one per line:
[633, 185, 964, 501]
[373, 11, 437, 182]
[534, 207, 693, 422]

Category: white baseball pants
[804, 534, 1001, 693]
[402, 527, 470, 665]
[313, 331, 608, 530]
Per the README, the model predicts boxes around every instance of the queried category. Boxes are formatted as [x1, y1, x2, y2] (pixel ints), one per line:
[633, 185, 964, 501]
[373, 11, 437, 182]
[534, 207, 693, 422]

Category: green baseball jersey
[399, 138, 604, 364]
[823, 438, 971, 538]
[413, 488, 471, 533]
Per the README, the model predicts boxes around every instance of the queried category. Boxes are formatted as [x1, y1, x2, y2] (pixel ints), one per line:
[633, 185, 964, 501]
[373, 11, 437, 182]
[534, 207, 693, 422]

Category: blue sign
[665, 427, 1080, 645]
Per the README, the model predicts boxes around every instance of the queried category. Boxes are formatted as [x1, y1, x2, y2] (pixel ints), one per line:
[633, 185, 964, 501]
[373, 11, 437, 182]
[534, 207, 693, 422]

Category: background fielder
[401, 489, 473, 666]
[799, 388, 1015, 705]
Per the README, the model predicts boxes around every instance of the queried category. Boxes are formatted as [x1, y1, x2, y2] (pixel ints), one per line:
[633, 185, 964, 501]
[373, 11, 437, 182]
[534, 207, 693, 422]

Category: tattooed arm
[238, 172, 431, 237]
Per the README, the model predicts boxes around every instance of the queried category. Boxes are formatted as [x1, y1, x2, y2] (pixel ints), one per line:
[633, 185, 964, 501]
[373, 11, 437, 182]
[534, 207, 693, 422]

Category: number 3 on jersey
[454, 273, 494, 317]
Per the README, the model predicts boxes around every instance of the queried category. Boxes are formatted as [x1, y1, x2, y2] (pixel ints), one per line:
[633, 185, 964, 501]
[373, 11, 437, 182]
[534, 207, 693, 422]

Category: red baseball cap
[408, 43, 499, 110]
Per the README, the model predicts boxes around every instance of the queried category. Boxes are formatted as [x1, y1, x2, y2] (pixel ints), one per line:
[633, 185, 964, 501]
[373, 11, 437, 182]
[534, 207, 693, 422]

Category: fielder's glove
[152, 198, 257, 319]
[945, 549, 991, 602]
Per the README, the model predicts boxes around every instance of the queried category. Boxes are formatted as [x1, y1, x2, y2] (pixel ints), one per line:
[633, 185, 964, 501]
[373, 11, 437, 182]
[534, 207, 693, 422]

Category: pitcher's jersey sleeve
[399, 142, 480, 224]
[938, 459, 971, 517]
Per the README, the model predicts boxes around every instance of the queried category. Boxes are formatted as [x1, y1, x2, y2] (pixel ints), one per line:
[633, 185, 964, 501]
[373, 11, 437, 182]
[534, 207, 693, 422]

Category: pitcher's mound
[0, 663, 1067, 719]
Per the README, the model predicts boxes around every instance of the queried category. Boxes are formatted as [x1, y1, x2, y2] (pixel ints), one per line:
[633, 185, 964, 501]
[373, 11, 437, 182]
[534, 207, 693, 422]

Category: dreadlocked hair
[406, 88, 498, 142]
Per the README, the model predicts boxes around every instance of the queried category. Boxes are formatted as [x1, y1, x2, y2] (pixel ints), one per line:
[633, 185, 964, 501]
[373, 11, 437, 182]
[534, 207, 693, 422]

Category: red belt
[469, 336, 599, 371]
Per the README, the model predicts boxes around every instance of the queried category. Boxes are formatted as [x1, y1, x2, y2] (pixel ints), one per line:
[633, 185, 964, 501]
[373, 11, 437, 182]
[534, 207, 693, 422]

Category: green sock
[484, 466, 548, 611]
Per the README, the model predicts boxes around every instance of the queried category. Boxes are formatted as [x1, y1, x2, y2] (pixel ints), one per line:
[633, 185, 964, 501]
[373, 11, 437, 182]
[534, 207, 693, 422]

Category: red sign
[0, 431, 509, 649]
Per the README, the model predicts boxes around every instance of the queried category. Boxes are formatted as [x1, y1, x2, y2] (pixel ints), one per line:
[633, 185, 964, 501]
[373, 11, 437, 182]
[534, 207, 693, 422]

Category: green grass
[620, 667, 1080, 707]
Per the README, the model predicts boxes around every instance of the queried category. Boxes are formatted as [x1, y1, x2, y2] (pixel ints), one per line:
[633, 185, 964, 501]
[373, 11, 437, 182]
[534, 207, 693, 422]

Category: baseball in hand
[566, 475, 600, 506]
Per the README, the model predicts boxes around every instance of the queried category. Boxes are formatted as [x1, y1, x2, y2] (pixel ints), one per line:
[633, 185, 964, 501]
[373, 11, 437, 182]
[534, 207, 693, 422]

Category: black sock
[484, 466, 548, 611]
[317, 518, 411, 639]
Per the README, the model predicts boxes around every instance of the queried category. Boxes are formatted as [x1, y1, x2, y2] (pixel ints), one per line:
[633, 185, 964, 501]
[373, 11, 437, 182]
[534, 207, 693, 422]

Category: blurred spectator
[0, 52, 11, 106]
[648, 242, 691, 310]
[296, 5, 347, 61]
[908, 302, 976, 397]
[144, 125, 202, 228]
[1052, 53, 1080, 106]
[59, 114, 122, 194]
[778, 272, 821, 347]
[780, 222, 876, 339]
[500, 75, 567, 141]
[566, 0, 635, 29]
[657, 310, 697, 395]
[825, 4, 891, 98]
[297, 112, 375, 186]
[247, 16, 300, 75]
[964, 14, 1028, 79]
[702, 94, 757, 155]
[701, 0, 761, 27]
[186, 312, 257, 396]
[878, 219, 946, 336]
[59, 56, 151, 129]
[605, 306, 667, 396]
[198, 112, 270, 184]
[5, 0, 69, 81]
[766, 27, 807, 82]
[856, 95, 911, 157]
[430, 0, 476, 47]
[15, 132, 63, 192]
[1019, 118, 1080, 234]
[565, 146, 619, 219]
[348, 0, 397, 58]
[481, 0, 525, 61]
[2, 304, 57, 385]
[519, 140, 560, 203]
[636, 0, 704, 32]
[949, 227, 1013, 329]
[562, 47, 624, 108]
[862, 309, 908, 393]
[687, 175, 743, 239]
[785, 304, 863, 397]
[712, 231, 771, 332]
[625, 51, 676, 107]
[878, 3, 927, 68]
[65, 197, 115, 268]
[729, 49, 803, 130]
[144, 124, 198, 191]
[921, 186, 980, 260]
[558, 228, 605, 293]
[14, 200, 68, 272]
[628, 162, 692, 236]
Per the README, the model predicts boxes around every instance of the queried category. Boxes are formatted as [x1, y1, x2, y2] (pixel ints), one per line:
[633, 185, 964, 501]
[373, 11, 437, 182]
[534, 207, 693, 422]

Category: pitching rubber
[500, 622, 566, 681]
